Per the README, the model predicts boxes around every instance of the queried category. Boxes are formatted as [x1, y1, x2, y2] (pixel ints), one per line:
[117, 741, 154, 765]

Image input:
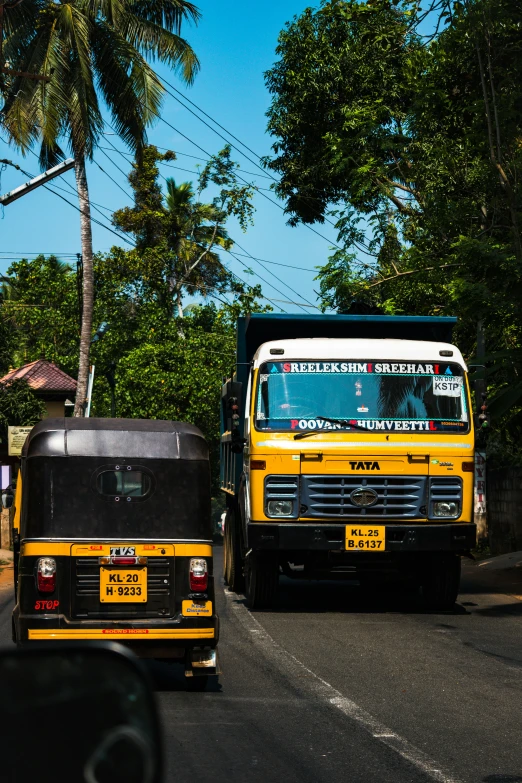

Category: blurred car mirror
[0, 642, 162, 783]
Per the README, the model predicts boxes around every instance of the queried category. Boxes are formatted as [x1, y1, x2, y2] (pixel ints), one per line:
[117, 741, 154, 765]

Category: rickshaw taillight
[189, 558, 208, 592]
[37, 557, 56, 593]
[111, 556, 137, 565]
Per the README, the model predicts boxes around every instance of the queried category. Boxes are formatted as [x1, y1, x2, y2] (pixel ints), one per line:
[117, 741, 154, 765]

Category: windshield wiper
[293, 416, 369, 439]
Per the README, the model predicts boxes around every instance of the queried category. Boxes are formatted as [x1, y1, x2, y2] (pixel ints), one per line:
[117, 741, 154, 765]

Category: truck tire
[245, 553, 279, 610]
[223, 509, 245, 593]
[422, 554, 461, 610]
[185, 675, 210, 692]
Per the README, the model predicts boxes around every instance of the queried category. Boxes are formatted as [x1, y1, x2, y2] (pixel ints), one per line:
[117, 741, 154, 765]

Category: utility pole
[475, 319, 487, 542]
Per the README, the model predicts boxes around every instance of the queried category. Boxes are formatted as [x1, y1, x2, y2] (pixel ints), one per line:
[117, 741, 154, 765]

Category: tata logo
[350, 488, 379, 507]
[349, 461, 380, 471]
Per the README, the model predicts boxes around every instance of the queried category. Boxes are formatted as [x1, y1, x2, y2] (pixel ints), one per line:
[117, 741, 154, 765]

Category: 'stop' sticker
[432, 376, 463, 397]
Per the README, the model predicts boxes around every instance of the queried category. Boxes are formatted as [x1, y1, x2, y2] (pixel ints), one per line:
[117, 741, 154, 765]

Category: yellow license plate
[345, 526, 385, 551]
[100, 568, 147, 603]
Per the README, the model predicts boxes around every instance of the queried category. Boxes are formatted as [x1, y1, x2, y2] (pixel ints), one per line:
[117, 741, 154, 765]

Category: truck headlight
[433, 501, 459, 517]
[267, 499, 294, 517]
[264, 475, 299, 518]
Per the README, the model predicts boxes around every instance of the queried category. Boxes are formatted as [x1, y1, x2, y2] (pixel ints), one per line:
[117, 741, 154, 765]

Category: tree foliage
[2, 0, 200, 416]
[113, 144, 255, 319]
[0, 379, 45, 444]
[0, 149, 266, 489]
[265, 0, 522, 455]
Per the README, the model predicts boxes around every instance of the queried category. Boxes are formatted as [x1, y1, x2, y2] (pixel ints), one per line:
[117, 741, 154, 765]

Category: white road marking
[225, 588, 462, 783]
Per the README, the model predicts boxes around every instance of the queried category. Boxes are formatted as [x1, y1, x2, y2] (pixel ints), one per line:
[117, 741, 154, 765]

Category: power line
[225, 248, 299, 313]
[230, 251, 317, 273]
[42, 182, 134, 245]
[0, 135, 134, 246]
[105, 112, 320, 303]
[100, 123, 304, 309]
[0, 251, 78, 256]
[97, 146, 133, 185]
[161, 78, 267, 164]
[158, 80, 379, 263]
[159, 79, 276, 185]
[143, 104, 349, 261]
[229, 237, 316, 309]
[182, 280, 320, 310]
[99, 144, 274, 180]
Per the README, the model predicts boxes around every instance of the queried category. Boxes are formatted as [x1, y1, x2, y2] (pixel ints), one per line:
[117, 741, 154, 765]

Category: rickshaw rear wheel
[185, 675, 209, 692]
[224, 509, 245, 593]
[245, 552, 279, 610]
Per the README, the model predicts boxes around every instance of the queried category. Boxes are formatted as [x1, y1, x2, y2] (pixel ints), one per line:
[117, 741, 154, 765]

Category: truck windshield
[255, 360, 470, 434]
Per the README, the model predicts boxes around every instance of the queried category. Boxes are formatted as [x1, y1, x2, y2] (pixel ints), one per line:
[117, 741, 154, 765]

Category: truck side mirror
[229, 396, 246, 453]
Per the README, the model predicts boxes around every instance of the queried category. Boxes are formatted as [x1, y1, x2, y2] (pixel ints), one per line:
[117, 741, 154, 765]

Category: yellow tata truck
[221, 314, 476, 609]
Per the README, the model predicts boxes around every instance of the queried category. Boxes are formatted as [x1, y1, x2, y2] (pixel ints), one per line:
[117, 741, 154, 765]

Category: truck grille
[301, 475, 427, 519]
[72, 557, 172, 618]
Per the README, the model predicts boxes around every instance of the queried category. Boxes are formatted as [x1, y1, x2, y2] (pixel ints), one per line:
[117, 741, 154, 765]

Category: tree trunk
[73, 153, 94, 417]
[176, 287, 184, 319]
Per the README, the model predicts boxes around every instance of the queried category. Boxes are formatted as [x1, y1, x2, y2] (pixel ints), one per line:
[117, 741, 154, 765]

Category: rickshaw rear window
[97, 470, 151, 498]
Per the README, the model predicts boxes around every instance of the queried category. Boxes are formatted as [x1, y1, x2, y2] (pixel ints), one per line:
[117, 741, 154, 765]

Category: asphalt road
[1, 551, 521, 783]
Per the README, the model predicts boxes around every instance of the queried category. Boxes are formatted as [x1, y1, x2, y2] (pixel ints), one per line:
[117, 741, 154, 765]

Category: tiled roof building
[1, 360, 77, 393]
[0, 360, 76, 417]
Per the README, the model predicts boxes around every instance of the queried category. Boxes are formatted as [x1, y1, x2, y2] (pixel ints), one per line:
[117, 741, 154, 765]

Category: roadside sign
[7, 426, 33, 456]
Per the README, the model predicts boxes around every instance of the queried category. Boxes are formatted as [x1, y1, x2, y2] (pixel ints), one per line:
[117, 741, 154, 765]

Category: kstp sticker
[34, 600, 59, 611]
[433, 376, 463, 397]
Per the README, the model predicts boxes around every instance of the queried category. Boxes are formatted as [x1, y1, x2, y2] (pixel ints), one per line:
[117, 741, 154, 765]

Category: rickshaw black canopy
[21, 419, 211, 540]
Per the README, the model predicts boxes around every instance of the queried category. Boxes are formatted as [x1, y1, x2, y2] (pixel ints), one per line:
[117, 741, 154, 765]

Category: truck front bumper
[247, 522, 476, 553]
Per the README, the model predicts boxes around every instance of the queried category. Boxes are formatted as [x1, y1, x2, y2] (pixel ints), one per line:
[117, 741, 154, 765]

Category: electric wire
[158, 80, 379, 263]
[99, 143, 274, 180]
[229, 237, 316, 309]
[100, 126, 301, 309]
[161, 77, 266, 163]
[0, 135, 135, 246]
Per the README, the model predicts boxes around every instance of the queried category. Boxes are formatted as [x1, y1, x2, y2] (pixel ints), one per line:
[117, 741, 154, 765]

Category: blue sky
[0, 1, 345, 314]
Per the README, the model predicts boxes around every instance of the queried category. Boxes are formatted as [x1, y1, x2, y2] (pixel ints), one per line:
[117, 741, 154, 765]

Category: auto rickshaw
[12, 418, 219, 688]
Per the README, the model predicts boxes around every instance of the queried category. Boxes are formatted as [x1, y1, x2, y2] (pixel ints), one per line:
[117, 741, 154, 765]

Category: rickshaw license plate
[100, 568, 147, 603]
[345, 526, 385, 551]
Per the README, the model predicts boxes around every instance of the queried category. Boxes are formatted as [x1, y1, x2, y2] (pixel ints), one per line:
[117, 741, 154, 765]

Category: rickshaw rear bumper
[12, 608, 219, 651]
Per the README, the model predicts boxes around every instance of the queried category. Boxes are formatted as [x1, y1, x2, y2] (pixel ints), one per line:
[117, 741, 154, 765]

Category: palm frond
[121, 15, 199, 82]
[127, 0, 200, 34]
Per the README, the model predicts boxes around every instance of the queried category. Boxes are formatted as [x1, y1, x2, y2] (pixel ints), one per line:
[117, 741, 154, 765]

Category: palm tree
[2, 0, 200, 414]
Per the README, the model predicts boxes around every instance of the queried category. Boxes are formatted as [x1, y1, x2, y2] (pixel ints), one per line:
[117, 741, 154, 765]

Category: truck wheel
[422, 554, 461, 610]
[245, 553, 279, 610]
[185, 675, 209, 692]
[224, 509, 245, 593]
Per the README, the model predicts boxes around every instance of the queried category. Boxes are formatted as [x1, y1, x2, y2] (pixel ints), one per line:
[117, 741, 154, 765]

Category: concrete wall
[487, 468, 522, 555]
[44, 401, 65, 417]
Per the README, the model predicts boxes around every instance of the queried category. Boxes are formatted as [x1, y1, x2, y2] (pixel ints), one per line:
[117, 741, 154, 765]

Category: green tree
[265, 0, 522, 448]
[113, 144, 255, 319]
[1, 255, 80, 375]
[0, 379, 45, 444]
[3, 0, 200, 416]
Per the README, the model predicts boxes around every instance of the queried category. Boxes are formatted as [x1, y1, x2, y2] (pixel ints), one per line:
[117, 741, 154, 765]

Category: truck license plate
[100, 568, 147, 603]
[345, 526, 385, 551]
